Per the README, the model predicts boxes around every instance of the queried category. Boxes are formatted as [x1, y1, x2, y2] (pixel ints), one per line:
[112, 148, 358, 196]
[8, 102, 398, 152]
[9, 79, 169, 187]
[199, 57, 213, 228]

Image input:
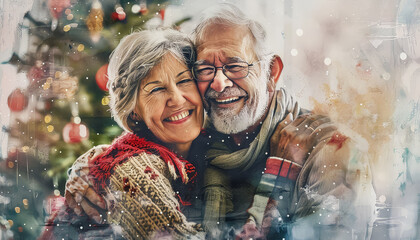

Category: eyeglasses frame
[192, 60, 261, 83]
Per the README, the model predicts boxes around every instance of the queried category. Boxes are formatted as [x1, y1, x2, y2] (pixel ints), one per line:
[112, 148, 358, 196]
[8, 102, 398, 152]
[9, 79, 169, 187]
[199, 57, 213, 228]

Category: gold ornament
[63, 24, 71, 32]
[101, 96, 110, 105]
[86, 0, 104, 43]
[21, 146, 29, 153]
[51, 72, 79, 99]
[44, 114, 52, 123]
[55, 71, 62, 79]
[47, 125, 54, 132]
[43, 82, 51, 90]
[7, 161, 14, 168]
[77, 44, 85, 52]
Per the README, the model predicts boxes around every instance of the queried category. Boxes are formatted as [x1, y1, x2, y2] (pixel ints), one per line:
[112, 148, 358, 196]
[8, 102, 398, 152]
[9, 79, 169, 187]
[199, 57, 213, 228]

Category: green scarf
[203, 89, 300, 231]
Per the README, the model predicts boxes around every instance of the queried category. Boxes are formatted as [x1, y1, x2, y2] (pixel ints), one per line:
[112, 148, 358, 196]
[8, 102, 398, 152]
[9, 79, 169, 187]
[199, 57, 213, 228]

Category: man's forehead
[197, 44, 242, 57]
[196, 25, 256, 62]
[196, 43, 256, 64]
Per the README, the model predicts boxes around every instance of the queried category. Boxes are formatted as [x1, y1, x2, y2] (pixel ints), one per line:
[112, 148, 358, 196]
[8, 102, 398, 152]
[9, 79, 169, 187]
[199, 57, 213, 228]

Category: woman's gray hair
[107, 29, 195, 132]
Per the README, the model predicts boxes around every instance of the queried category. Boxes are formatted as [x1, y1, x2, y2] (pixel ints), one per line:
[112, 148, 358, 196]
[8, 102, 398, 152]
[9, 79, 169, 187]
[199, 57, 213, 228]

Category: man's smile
[209, 95, 248, 109]
[214, 96, 242, 104]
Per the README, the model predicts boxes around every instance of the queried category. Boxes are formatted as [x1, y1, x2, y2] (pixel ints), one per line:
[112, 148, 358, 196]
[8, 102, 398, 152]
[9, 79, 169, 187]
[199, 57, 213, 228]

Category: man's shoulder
[290, 113, 369, 169]
[295, 113, 366, 147]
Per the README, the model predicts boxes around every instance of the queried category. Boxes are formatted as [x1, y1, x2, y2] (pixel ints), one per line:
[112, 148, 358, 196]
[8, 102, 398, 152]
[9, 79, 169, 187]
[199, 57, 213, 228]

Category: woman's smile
[164, 109, 194, 123]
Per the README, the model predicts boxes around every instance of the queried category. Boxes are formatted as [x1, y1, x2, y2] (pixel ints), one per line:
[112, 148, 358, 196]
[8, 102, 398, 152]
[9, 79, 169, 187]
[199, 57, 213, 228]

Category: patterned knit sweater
[88, 132, 203, 240]
[42, 132, 204, 240]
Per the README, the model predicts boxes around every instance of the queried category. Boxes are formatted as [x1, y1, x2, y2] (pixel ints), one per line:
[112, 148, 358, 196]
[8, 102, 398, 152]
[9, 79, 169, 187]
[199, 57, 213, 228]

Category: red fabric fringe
[89, 132, 196, 193]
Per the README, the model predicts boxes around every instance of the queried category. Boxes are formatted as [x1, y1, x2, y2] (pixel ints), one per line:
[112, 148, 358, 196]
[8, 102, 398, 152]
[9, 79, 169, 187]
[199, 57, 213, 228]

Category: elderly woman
[45, 29, 206, 240]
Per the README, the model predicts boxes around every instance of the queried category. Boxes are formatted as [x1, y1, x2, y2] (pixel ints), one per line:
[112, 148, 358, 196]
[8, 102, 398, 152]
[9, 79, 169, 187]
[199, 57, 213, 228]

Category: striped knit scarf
[203, 89, 299, 230]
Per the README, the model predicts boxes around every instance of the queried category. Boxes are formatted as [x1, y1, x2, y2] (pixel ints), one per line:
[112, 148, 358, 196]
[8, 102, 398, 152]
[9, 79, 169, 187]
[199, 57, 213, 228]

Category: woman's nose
[210, 68, 233, 92]
[167, 88, 186, 107]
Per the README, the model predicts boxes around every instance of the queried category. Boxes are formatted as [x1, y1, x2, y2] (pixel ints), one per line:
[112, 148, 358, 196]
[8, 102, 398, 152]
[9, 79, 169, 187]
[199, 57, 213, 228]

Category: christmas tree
[0, 0, 189, 238]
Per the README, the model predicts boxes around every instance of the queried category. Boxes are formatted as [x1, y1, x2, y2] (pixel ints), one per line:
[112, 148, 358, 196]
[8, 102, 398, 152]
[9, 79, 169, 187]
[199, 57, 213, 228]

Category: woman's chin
[169, 128, 201, 144]
[152, 124, 201, 145]
[161, 118, 201, 141]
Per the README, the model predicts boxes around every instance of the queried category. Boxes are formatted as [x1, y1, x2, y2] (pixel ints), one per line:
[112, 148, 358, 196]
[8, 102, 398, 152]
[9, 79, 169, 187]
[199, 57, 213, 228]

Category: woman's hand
[65, 146, 108, 223]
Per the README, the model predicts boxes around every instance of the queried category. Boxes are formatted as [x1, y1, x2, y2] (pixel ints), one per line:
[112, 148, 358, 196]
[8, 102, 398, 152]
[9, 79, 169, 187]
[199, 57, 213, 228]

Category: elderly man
[189, 4, 376, 239]
[65, 3, 376, 240]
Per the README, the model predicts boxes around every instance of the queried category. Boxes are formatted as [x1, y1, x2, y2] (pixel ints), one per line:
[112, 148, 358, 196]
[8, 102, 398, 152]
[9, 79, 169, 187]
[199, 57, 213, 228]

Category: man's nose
[210, 68, 233, 92]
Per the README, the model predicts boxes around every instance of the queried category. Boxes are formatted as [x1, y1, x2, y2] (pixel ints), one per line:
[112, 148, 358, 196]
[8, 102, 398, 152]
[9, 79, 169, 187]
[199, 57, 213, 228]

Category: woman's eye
[177, 79, 193, 85]
[150, 87, 165, 93]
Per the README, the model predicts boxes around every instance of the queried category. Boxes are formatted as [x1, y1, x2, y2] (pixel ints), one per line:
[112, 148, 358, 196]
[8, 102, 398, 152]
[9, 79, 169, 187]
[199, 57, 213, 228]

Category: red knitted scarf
[89, 132, 196, 193]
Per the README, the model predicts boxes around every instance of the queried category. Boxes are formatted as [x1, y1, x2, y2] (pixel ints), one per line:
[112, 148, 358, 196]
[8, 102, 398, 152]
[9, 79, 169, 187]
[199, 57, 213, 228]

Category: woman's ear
[269, 55, 283, 85]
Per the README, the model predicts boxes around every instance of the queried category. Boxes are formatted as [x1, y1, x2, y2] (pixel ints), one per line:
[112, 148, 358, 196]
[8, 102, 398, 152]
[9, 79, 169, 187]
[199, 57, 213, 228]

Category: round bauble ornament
[7, 89, 28, 112]
[62, 122, 89, 143]
[48, 0, 71, 19]
[95, 63, 109, 91]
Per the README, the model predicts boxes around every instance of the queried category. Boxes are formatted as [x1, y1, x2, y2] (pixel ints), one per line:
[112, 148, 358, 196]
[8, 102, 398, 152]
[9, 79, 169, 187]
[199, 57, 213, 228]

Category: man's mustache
[205, 86, 247, 99]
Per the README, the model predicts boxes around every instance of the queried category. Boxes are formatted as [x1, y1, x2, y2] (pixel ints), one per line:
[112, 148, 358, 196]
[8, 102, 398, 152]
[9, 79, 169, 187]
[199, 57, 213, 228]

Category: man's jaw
[203, 86, 259, 134]
[205, 87, 270, 135]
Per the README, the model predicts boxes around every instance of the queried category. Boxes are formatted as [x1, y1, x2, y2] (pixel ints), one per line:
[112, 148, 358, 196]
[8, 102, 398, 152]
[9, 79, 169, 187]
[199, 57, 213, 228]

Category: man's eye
[225, 64, 247, 72]
[150, 87, 165, 93]
[196, 67, 215, 75]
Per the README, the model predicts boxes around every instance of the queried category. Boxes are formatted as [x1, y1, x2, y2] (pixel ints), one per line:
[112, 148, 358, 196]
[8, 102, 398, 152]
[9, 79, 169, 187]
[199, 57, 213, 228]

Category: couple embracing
[50, 3, 375, 240]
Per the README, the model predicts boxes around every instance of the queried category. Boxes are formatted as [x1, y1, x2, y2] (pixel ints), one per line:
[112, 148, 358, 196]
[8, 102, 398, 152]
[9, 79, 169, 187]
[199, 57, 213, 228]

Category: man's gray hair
[107, 29, 195, 132]
[192, 3, 270, 60]
[192, 3, 275, 100]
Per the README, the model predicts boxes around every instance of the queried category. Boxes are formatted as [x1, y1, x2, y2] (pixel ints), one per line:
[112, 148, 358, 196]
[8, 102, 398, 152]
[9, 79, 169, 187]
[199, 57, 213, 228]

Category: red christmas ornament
[7, 89, 28, 112]
[62, 122, 89, 143]
[159, 9, 165, 20]
[48, 0, 71, 19]
[111, 5, 126, 22]
[118, 11, 126, 21]
[96, 63, 109, 91]
[111, 12, 119, 21]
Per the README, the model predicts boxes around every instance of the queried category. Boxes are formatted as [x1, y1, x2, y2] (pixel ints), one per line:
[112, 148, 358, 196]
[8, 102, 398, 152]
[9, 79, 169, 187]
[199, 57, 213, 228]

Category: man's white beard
[209, 80, 270, 134]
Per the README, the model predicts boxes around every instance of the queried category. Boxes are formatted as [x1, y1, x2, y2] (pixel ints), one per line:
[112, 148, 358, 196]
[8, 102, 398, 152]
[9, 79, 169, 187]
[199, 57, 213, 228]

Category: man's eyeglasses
[192, 61, 258, 82]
